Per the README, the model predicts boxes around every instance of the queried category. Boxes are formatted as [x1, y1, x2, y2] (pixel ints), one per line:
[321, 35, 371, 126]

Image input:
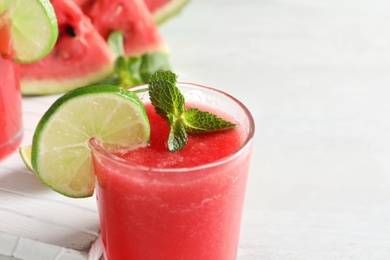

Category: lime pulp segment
[31, 85, 150, 198]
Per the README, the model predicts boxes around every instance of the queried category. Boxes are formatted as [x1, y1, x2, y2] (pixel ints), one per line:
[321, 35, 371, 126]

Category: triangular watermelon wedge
[144, 0, 190, 25]
[20, 0, 115, 95]
[77, 0, 168, 57]
[74, 0, 190, 25]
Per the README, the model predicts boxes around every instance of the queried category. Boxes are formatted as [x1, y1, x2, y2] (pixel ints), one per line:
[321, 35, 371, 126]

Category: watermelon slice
[73, 0, 189, 25]
[77, 0, 168, 57]
[144, 0, 190, 25]
[20, 0, 115, 95]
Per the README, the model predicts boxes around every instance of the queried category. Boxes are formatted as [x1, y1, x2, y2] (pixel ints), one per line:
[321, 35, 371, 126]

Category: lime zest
[148, 70, 236, 152]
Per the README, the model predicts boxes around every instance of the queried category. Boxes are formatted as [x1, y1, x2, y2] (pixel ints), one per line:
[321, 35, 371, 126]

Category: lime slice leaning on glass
[29, 85, 150, 198]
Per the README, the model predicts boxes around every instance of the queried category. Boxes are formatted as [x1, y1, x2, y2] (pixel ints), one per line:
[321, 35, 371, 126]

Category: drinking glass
[0, 56, 23, 160]
[89, 83, 255, 260]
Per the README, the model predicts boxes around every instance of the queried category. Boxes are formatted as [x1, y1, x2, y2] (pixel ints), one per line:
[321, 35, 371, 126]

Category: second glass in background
[0, 56, 23, 160]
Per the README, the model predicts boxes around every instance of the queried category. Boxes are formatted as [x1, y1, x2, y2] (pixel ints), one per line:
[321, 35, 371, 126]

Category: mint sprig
[102, 31, 171, 88]
[149, 70, 237, 152]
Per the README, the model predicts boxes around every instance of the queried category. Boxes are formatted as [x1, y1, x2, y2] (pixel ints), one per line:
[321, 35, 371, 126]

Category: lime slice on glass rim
[0, 0, 58, 63]
[29, 85, 150, 198]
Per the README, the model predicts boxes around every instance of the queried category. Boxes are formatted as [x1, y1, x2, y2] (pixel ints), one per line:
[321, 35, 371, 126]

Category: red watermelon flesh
[71, 0, 88, 7]
[20, 0, 115, 95]
[0, 12, 12, 59]
[73, 0, 175, 24]
[77, 0, 167, 57]
[74, 0, 171, 15]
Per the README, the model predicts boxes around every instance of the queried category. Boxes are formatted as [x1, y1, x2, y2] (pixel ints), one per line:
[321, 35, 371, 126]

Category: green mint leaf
[148, 70, 185, 118]
[184, 108, 237, 133]
[103, 31, 171, 88]
[167, 114, 188, 151]
[148, 70, 238, 152]
[139, 52, 171, 83]
[107, 31, 125, 57]
[114, 56, 143, 87]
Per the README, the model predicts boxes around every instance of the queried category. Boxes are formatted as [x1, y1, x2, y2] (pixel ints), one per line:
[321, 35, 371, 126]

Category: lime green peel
[30, 85, 150, 198]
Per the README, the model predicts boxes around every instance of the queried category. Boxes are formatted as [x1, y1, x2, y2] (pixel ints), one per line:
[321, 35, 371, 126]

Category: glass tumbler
[89, 83, 255, 260]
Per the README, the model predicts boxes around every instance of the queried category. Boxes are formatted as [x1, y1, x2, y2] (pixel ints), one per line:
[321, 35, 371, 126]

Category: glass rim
[89, 82, 255, 173]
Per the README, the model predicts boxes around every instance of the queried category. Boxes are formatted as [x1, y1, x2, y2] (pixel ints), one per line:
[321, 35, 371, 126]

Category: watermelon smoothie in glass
[0, 39, 23, 160]
[89, 83, 255, 260]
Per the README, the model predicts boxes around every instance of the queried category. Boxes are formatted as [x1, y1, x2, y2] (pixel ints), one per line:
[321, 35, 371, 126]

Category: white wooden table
[2, 0, 390, 259]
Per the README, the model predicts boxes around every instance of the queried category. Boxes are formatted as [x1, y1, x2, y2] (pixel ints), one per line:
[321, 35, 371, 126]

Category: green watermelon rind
[21, 65, 114, 95]
[154, 0, 190, 25]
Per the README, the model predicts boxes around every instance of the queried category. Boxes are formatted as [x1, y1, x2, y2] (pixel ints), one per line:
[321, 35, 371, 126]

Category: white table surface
[2, 0, 390, 259]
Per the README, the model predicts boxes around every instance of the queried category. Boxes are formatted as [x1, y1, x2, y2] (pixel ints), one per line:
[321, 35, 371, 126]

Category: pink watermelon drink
[89, 83, 255, 260]
[0, 56, 22, 160]
[0, 23, 22, 160]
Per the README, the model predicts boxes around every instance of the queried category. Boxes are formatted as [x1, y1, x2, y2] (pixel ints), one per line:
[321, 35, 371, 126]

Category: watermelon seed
[65, 25, 76, 37]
